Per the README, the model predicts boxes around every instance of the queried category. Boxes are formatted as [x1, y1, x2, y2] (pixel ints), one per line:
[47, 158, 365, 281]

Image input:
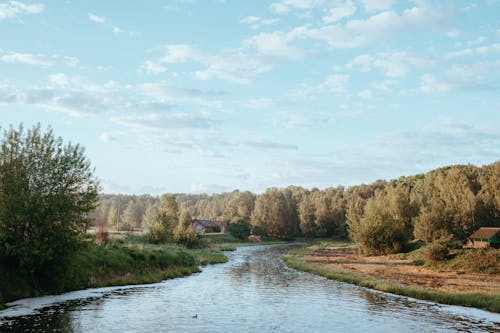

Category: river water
[0, 244, 499, 333]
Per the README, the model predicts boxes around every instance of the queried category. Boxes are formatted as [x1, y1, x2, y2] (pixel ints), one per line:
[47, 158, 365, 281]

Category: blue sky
[1, 0, 499, 194]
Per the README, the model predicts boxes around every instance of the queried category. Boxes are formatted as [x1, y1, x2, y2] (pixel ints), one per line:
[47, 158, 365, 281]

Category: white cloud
[281, 4, 452, 49]
[112, 113, 216, 130]
[88, 13, 106, 23]
[159, 44, 272, 84]
[373, 79, 398, 91]
[360, 0, 394, 12]
[447, 29, 460, 38]
[377, 121, 500, 168]
[49, 73, 68, 86]
[269, 2, 289, 13]
[244, 98, 277, 109]
[324, 73, 349, 92]
[140, 83, 224, 102]
[99, 132, 116, 142]
[346, 51, 433, 77]
[322, 1, 356, 23]
[0, 1, 44, 19]
[271, 111, 324, 129]
[358, 89, 373, 99]
[242, 139, 298, 150]
[245, 31, 307, 60]
[0, 51, 78, 67]
[475, 43, 500, 55]
[138, 61, 167, 75]
[419, 74, 454, 94]
[240, 15, 279, 30]
[445, 43, 500, 59]
[160, 44, 203, 63]
[269, 2, 290, 13]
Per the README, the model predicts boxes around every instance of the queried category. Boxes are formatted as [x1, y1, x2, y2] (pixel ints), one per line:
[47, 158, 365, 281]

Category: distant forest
[94, 162, 499, 252]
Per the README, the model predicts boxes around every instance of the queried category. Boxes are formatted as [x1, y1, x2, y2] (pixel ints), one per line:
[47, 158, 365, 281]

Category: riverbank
[283, 242, 500, 313]
[0, 238, 229, 310]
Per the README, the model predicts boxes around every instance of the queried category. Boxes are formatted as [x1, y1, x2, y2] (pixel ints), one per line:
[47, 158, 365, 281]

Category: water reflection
[1, 244, 499, 333]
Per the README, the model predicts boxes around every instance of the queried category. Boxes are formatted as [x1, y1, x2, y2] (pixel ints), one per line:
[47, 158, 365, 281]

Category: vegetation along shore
[283, 240, 500, 313]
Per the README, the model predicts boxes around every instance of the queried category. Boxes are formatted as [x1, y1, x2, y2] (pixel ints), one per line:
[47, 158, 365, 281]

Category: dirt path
[303, 247, 500, 294]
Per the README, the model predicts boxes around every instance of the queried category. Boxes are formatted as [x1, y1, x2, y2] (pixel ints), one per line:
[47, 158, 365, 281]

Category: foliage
[94, 161, 499, 250]
[348, 191, 412, 255]
[0, 124, 99, 276]
[228, 219, 252, 240]
[424, 232, 454, 262]
[174, 224, 203, 249]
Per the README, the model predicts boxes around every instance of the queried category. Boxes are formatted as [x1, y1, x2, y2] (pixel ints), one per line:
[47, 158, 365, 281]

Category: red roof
[469, 227, 500, 239]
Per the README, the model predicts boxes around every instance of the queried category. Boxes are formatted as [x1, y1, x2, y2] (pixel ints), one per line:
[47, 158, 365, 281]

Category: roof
[469, 227, 500, 239]
[193, 219, 217, 228]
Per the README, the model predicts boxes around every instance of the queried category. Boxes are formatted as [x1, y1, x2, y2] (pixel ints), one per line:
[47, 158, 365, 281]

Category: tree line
[95, 162, 499, 254]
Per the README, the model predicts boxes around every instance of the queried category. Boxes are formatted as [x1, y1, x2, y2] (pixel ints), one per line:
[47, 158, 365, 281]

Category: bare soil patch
[304, 247, 500, 294]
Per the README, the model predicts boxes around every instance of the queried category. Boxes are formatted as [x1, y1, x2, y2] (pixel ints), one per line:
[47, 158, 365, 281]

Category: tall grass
[0, 239, 228, 308]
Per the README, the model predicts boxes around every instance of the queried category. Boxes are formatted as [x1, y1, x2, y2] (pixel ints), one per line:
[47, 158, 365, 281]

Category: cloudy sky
[1, 0, 499, 194]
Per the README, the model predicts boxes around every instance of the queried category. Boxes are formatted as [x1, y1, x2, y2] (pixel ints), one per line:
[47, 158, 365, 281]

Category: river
[0, 244, 499, 332]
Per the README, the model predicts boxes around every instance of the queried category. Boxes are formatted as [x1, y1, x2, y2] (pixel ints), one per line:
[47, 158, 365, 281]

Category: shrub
[424, 232, 454, 262]
[228, 219, 252, 240]
[174, 226, 204, 249]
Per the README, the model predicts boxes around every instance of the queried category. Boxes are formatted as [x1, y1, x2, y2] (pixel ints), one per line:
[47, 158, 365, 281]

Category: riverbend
[1, 244, 499, 333]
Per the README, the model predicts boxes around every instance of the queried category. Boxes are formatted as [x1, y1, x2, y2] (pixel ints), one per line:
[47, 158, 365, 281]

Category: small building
[192, 219, 219, 234]
[466, 227, 500, 249]
[213, 220, 229, 234]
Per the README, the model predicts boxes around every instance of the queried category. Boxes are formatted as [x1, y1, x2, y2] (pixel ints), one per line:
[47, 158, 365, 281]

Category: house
[466, 227, 500, 249]
[192, 219, 219, 234]
[213, 220, 228, 234]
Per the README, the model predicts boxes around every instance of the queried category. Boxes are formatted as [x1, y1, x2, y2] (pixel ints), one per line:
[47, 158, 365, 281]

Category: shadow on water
[1, 244, 499, 333]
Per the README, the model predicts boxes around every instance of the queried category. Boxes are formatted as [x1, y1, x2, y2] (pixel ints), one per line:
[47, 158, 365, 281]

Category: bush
[174, 226, 204, 249]
[228, 219, 252, 240]
[424, 232, 454, 262]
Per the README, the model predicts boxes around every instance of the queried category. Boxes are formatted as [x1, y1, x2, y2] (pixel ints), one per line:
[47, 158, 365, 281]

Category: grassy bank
[0, 237, 229, 310]
[201, 233, 286, 248]
[283, 246, 500, 313]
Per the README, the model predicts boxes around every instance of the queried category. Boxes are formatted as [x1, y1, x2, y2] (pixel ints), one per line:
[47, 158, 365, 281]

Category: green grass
[283, 251, 500, 313]
[0, 239, 228, 308]
[201, 233, 243, 243]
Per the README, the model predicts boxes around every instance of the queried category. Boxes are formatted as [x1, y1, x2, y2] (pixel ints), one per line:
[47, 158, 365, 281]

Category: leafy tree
[122, 200, 142, 228]
[251, 188, 296, 239]
[141, 203, 159, 228]
[0, 125, 99, 276]
[349, 192, 410, 255]
[107, 204, 119, 231]
[228, 219, 252, 240]
[159, 194, 179, 223]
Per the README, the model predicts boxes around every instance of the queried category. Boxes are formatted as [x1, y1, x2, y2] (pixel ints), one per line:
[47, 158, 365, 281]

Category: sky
[0, 0, 499, 195]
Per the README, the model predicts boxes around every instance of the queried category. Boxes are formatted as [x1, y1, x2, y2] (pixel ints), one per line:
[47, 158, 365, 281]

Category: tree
[122, 200, 142, 229]
[159, 194, 179, 222]
[107, 204, 119, 231]
[0, 125, 99, 276]
[251, 188, 296, 239]
[352, 194, 410, 255]
[141, 203, 159, 228]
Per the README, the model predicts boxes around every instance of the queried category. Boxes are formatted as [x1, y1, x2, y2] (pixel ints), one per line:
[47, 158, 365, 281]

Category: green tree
[0, 125, 99, 276]
[159, 194, 179, 222]
[122, 200, 142, 229]
[353, 194, 410, 255]
[251, 188, 296, 239]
